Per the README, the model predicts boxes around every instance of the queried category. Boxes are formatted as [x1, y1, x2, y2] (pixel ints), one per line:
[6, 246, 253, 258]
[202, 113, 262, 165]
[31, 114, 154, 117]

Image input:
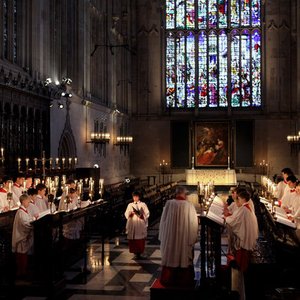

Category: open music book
[206, 196, 225, 225]
[275, 214, 297, 229]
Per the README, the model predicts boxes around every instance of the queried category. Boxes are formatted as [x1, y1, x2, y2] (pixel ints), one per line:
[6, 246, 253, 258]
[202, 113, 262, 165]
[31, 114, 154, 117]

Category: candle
[1, 148, 3, 157]
[62, 157, 65, 168]
[68, 157, 72, 166]
[8, 181, 12, 193]
[54, 176, 59, 187]
[55, 157, 59, 167]
[228, 156, 230, 169]
[62, 175, 66, 185]
[17, 158, 21, 171]
[99, 178, 104, 189]
[74, 157, 78, 165]
[78, 182, 82, 195]
[25, 158, 29, 169]
[65, 186, 69, 196]
[49, 158, 52, 169]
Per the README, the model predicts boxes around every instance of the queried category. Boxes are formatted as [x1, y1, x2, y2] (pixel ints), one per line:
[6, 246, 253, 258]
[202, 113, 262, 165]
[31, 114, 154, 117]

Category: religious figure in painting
[196, 124, 228, 166]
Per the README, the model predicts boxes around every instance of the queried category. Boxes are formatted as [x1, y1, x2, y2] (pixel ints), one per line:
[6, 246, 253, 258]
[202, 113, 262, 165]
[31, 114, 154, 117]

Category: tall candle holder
[99, 178, 104, 199]
[158, 160, 171, 185]
[16, 152, 78, 176]
[89, 178, 95, 200]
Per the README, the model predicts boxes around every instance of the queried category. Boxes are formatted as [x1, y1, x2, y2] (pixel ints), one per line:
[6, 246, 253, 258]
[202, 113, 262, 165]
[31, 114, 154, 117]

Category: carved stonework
[58, 100, 77, 158]
[267, 20, 278, 31]
[137, 25, 159, 36]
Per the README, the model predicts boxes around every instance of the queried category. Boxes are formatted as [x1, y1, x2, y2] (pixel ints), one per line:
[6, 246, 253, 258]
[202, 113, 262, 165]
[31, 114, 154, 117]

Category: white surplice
[0, 192, 9, 213]
[27, 202, 40, 219]
[12, 184, 24, 207]
[125, 201, 150, 240]
[12, 206, 34, 254]
[34, 195, 48, 213]
[226, 202, 258, 300]
[226, 202, 258, 251]
[275, 180, 287, 200]
[159, 199, 198, 268]
[281, 189, 298, 210]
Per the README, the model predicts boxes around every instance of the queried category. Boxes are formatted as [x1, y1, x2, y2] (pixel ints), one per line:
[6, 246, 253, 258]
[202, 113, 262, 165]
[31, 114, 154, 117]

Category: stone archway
[58, 99, 77, 159]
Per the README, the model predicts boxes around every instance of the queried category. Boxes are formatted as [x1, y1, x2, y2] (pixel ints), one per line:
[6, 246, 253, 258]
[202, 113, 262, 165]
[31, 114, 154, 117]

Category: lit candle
[228, 156, 230, 169]
[8, 181, 12, 193]
[74, 157, 78, 165]
[1, 148, 3, 157]
[55, 157, 59, 167]
[65, 186, 69, 196]
[99, 178, 104, 189]
[17, 158, 21, 171]
[49, 158, 52, 169]
[25, 158, 29, 170]
[62, 157, 65, 167]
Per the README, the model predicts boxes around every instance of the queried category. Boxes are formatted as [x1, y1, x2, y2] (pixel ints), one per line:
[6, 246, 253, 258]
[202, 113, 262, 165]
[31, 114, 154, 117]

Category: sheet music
[37, 209, 51, 219]
[206, 196, 225, 225]
[275, 214, 297, 229]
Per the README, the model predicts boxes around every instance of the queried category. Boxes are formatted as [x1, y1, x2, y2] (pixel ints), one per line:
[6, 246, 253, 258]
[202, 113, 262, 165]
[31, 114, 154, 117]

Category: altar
[185, 169, 237, 186]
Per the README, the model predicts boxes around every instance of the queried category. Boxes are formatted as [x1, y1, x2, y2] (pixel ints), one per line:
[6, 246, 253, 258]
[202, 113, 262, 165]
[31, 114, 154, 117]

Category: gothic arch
[58, 100, 77, 158]
[58, 131, 77, 158]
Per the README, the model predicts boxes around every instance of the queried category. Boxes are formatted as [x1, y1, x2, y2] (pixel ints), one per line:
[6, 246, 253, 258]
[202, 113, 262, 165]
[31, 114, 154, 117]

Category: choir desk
[31, 200, 109, 295]
[185, 169, 237, 186]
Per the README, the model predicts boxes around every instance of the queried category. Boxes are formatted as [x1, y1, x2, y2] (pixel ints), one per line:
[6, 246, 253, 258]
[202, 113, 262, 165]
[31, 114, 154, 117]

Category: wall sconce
[287, 132, 300, 154]
[87, 120, 110, 157]
[114, 136, 133, 156]
[90, 133, 111, 143]
[115, 136, 133, 145]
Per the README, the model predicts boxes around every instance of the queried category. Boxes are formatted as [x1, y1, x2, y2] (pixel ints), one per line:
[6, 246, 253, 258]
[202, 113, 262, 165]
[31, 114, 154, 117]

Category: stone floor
[16, 219, 202, 300]
[11, 187, 300, 300]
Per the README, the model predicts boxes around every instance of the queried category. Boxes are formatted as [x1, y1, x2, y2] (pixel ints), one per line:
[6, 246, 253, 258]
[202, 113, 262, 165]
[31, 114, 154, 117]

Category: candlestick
[34, 158, 38, 172]
[62, 157, 65, 169]
[17, 158, 21, 171]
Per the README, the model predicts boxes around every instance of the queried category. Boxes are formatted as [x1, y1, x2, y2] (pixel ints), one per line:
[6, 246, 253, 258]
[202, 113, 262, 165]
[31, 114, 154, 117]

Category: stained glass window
[165, 0, 262, 108]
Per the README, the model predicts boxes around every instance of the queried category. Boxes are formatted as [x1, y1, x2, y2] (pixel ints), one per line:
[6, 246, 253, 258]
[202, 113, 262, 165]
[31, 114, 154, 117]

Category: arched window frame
[164, 0, 262, 109]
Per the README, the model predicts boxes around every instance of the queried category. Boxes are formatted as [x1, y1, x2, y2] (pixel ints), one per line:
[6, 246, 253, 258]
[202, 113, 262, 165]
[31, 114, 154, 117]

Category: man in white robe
[12, 194, 34, 278]
[281, 175, 298, 212]
[27, 188, 40, 219]
[158, 186, 198, 287]
[275, 168, 294, 200]
[12, 173, 26, 207]
[35, 183, 49, 213]
[125, 191, 150, 259]
[225, 189, 258, 300]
